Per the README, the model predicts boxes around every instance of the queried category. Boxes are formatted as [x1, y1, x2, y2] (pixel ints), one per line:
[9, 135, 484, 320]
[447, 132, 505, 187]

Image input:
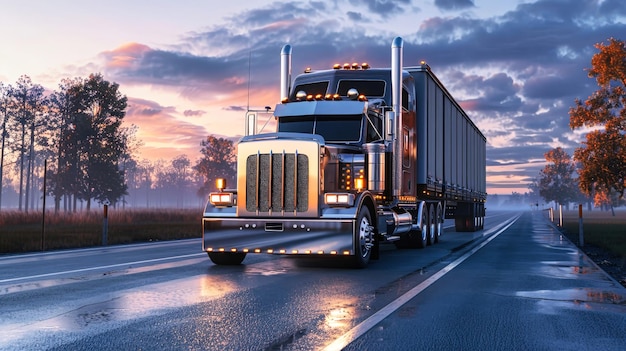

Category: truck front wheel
[208, 252, 247, 265]
[353, 207, 374, 268]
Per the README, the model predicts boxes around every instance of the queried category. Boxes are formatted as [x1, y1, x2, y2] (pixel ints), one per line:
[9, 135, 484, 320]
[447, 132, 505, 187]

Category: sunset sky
[1, 0, 625, 194]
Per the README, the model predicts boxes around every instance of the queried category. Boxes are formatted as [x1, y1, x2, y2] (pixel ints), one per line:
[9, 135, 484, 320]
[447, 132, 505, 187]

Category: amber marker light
[215, 178, 226, 191]
[354, 177, 365, 190]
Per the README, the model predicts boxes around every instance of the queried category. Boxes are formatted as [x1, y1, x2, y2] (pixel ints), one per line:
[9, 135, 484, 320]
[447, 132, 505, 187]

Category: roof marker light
[295, 90, 307, 101]
[347, 88, 359, 100]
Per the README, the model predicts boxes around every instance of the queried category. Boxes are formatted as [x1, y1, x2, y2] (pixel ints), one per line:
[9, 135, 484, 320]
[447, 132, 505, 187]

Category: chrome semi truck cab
[202, 37, 486, 267]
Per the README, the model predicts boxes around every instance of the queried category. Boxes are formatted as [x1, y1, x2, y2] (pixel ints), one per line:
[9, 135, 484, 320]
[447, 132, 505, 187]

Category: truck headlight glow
[209, 192, 234, 206]
[324, 193, 355, 207]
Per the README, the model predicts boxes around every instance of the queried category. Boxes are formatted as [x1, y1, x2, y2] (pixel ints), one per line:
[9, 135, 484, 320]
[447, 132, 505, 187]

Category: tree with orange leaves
[569, 38, 626, 209]
[538, 147, 579, 208]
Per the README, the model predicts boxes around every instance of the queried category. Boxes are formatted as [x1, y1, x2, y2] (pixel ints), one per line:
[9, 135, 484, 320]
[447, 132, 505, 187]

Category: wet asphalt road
[0, 211, 624, 350]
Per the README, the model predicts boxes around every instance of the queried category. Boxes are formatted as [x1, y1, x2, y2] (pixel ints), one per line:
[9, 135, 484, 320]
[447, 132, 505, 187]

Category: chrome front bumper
[202, 217, 355, 256]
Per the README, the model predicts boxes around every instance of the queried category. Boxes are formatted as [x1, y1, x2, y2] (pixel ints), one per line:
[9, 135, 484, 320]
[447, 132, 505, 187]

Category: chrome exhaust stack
[280, 44, 292, 101]
[391, 37, 403, 197]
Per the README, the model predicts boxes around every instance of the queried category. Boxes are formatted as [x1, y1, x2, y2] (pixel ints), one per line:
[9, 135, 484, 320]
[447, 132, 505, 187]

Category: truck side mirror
[245, 112, 257, 136]
[385, 110, 395, 140]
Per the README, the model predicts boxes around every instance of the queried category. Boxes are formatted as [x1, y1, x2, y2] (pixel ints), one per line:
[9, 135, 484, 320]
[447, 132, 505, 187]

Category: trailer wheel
[395, 205, 427, 249]
[353, 206, 374, 268]
[434, 202, 443, 243]
[208, 252, 247, 265]
[427, 204, 436, 246]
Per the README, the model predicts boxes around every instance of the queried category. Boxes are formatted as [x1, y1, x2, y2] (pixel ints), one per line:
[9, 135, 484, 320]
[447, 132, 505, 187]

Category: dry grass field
[558, 208, 626, 257]
[0, 208, 201, 253]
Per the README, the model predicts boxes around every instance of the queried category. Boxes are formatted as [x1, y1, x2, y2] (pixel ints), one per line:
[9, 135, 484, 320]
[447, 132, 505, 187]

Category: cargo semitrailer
[202, 37, 486, 267]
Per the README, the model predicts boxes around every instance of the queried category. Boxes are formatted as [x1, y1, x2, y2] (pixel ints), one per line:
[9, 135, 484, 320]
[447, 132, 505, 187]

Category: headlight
[209, 192, 234, 207]
[324, 193, 355, 207]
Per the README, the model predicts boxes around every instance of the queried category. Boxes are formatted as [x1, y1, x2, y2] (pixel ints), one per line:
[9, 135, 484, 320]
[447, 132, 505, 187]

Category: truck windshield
[278, 115, 363, 143]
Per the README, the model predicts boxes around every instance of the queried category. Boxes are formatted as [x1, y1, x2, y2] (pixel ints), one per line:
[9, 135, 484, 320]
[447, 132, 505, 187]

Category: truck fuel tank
[363, 143, 386, 193]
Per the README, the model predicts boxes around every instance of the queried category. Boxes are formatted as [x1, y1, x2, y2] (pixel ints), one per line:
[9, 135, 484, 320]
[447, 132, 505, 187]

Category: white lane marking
[322, 215, 520, 351]
[0, 253, 205, 284]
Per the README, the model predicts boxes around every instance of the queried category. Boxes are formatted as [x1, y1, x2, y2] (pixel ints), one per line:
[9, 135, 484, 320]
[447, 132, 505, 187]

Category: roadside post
[549, 207, 554, 222]
[578, 204, 584, 247]
[102, 199, 110, 246]
[41, 159, 48, 251]
[559, 204, 563, 227]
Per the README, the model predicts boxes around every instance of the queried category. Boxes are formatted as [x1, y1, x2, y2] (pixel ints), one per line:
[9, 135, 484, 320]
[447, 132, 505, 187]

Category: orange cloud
[102, 42, 152, 69]
[124, 97, 208, 161]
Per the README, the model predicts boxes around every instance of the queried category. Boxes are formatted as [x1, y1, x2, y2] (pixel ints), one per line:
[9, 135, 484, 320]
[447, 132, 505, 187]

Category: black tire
[395, 205, 428, 249]
[353, 206, 374, 268]
[208, 252, 246, 265]
[434, 203, 443, 243]
[427, 203, 436, 246]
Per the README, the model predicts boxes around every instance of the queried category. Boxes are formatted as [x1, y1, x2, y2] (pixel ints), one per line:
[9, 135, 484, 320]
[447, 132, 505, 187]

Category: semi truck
[202, 37, 486, 267]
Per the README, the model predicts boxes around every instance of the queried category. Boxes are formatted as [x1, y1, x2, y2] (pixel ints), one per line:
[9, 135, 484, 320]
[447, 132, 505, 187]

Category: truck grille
[245, 152, 309, 213]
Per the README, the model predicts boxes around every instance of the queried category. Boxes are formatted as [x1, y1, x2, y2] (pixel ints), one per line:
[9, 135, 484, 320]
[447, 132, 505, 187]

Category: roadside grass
[3, 207, 624, 257]
[0, 208, 201, 254]
[558, 209, 626, 258]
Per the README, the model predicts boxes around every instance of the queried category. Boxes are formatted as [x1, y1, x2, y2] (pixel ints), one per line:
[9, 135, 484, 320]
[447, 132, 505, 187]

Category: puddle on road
[537, 258, 605, 280]
[516, 288, 625, 304]
[515, 287, 626, 315]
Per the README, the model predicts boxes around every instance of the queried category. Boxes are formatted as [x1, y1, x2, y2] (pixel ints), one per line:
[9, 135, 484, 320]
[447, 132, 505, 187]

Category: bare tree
[0, 82, 11, 210]
[9, 75, 46, 212]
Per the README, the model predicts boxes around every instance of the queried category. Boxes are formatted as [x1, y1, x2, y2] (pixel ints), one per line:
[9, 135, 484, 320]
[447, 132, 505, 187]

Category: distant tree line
[0, 74, 132, 212]
[0, 73, 237, 212]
